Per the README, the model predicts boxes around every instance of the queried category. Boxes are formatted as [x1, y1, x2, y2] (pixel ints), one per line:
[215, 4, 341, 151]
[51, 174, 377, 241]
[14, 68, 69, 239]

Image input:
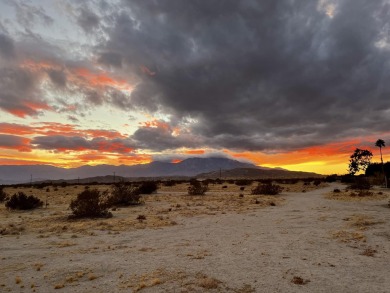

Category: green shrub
[5, 192, 43, 210]
[110, 182, 141, 206]
[69, 189, 112, 218]
[251, 183, 282, 195]
[188, 181, 208, 195]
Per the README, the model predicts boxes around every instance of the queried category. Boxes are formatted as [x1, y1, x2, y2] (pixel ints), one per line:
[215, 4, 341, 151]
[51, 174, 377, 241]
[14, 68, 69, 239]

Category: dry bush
[188, 181, 208, 195]
[5, 192, 43, 210]
[138, 181, 159, 194]
[0, 187, 8, 202]
[110, 182, 141, 206]
[349, 177, 371, 190]
[69, 189, 112, 218]
[251, 183, 282, 195]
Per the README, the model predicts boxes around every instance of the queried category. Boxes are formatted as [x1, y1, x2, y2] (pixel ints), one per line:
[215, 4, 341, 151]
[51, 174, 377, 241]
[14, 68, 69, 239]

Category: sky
[0, 0, 390, 175]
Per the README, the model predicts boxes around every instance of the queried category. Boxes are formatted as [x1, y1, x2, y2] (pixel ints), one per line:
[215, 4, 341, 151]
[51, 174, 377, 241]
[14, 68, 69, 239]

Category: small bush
[235, 179, 252, 186]
[5, 192, 43, 210]
[163, 180, 176, 187]
[251, 183, 282, 195]
[313, 180, 322, 186]
[349, 177, 371, 190]
[333, 188, 341, 193]
[69, 189, 112, 218]
[110, 182, 141, 206]
[188, 181, 208, 195]
[138, 181, 158, 194]
[0, 188, 8, 202]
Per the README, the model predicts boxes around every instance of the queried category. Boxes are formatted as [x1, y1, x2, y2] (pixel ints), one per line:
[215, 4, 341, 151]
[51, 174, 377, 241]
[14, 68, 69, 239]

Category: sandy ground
[1, 182, 390, 292]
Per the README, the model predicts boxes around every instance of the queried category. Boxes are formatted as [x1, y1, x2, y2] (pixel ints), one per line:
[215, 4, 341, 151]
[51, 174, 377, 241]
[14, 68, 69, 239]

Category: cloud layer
[1, 0, 390, 171]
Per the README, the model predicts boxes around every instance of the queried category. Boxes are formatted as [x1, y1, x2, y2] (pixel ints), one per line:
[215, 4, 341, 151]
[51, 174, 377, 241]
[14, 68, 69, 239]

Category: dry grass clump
[361, 247, 377, 257]
[344, 214, 383, 231]
[326, 189, 389, 201]
[0, 222, 25, 235]
[291, 276, 310, 285]
[331, 230, 366, 243]
[197, 275, 221, 289]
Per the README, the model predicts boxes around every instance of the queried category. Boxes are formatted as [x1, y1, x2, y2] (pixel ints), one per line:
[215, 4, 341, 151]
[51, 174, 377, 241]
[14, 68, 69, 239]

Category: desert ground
[1, 181, 390, 292]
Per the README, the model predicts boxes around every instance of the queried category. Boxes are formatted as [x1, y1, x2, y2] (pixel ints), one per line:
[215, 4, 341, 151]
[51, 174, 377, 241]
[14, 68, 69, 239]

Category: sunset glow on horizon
[1, 1, 390, 175]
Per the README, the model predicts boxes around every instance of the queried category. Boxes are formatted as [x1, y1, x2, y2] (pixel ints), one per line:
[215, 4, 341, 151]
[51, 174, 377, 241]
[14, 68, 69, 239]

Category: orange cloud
[116, 154, 152, 165]
[73, 67, 133, 91]
[184, 149, 205, 155]
[0, 123, 34, 135]
[140, 119, 170, 131]
[171, 159, 182, 163]
[77, 153, 109, 162]
[85, 129, 127, 139]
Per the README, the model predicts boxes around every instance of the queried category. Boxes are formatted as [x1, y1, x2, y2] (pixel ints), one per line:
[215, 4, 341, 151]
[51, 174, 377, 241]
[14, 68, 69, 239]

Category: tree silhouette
[348, 148, 373, 175]
[375, 139, 387, 187]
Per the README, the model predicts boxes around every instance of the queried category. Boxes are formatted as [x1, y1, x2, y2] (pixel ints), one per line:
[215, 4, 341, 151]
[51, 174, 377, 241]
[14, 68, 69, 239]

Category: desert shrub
[251, 183, 282, 195]
[0, 188, 8, 202]
[215, 178, 223, 184]
[349, 190, 373, 197]
[5, 192, 43, 210]
[163, 180, 176, 187]
[333, 188, 341, 193]
[340, 174, 355, 184]
[110, 182, 141, 206]
[349, 177, 371, 190]
[69, 189, 112, 218]
[138, 181, 158, 194]
[188, 181, 208, 195]
[235, 179, 253, 186]
[313, 179, 322, 186]
[325, 174, 338, 182]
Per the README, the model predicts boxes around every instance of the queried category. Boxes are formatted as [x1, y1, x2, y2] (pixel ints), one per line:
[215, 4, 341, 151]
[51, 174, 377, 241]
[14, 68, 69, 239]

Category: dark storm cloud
[32, 135, 136, 153]
[77, 8, 100, 33]
[0, 34, 15, 59]
[0, 67, 49, 117]
[47, 69, 67, 88]
[131, 126, 203, 151]
[97, 52, 123, 68]
[95, 0, 390, 152]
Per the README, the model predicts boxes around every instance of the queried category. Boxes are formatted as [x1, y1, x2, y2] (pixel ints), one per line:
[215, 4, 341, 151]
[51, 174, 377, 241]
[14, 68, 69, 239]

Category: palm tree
[375, 139, 387, 188]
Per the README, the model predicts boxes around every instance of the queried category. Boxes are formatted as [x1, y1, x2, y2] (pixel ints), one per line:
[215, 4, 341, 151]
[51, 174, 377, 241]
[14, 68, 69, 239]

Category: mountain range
[0, 157, 256, 184]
